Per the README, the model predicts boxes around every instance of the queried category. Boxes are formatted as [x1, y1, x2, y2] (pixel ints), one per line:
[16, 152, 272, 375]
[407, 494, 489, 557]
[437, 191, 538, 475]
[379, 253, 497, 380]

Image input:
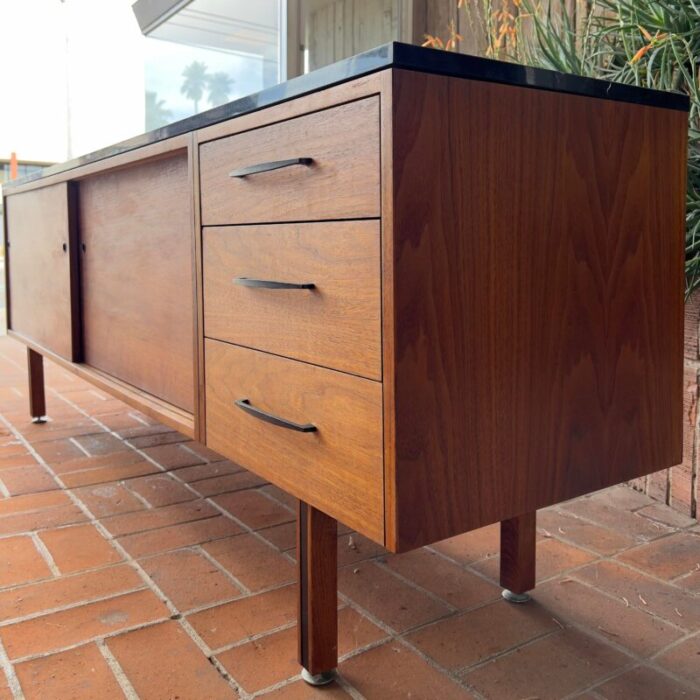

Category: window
[140, 0, 283, 128]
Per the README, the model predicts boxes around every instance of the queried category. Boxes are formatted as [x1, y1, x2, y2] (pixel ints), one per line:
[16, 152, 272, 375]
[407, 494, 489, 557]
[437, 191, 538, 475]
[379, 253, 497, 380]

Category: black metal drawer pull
[229, 157, 313, 178]
[235, 399, 317, 433]
[234, 277, 315, 290]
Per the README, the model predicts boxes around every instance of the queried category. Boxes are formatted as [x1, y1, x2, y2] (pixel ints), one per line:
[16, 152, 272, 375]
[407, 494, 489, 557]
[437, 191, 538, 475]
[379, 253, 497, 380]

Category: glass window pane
[145, 0, 281, 126]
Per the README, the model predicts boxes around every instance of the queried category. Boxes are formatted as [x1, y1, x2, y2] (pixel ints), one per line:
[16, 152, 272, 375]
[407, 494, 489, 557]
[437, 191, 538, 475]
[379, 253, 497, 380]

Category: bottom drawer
[205, 339, 384, 542]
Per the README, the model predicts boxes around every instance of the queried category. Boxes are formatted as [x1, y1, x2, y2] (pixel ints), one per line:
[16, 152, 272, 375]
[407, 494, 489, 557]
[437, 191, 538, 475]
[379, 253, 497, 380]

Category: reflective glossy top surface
[5, 42, 689, 189]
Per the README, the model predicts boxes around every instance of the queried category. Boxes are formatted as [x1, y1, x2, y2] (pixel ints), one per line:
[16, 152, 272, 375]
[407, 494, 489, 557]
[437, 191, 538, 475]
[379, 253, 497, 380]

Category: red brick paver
[38, 523, 123, 574]
[0, 536, 51, 588]
[140, 548, 242, 611]
[106, 621, 237, 699]
[14, 643, 125, 700]
[0, 335, 696, 698]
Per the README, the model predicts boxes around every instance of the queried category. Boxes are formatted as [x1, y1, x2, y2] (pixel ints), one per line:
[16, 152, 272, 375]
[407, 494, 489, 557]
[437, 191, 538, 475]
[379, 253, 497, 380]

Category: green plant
[521, 0, 700, 296]
[423, 0, 525, 59]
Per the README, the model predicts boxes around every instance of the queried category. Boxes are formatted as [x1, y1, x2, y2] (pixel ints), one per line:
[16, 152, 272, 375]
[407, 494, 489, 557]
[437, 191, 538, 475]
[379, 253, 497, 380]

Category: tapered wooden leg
[27, 348, 47, 423]
[297, 501, 337, 686]
[500, 511, 536, 603]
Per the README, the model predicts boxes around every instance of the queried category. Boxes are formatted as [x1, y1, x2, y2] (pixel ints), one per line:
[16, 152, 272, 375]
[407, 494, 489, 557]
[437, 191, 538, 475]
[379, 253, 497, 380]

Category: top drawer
[199, 97, 380, 225]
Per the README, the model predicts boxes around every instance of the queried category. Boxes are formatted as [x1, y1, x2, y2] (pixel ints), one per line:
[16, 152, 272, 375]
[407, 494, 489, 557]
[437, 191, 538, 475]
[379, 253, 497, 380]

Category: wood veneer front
[199, 97, 381, 225]
[78, 153, 195, 413]
[385, 70, 686, 550]
[203, 221, 381, 379]
[205, 339, 384, 542]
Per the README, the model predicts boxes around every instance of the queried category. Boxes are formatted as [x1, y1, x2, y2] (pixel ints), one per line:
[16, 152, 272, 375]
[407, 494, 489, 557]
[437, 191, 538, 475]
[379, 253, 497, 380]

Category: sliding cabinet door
[5, 183, 80, 360]
[78, 153, 195, 412]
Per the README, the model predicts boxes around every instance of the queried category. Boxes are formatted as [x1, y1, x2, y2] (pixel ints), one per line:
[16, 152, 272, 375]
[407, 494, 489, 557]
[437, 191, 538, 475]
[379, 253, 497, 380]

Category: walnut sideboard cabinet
[2, 43, 689, 684]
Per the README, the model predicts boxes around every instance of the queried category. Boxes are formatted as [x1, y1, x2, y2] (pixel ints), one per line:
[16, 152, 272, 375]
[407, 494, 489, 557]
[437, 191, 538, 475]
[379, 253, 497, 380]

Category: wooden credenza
[2, 43, 689, 684]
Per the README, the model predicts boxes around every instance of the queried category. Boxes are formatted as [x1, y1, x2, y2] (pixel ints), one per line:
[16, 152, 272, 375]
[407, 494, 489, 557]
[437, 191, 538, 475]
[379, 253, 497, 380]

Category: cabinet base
[27, 348, 47, 423]
[502, 589, 531, 604]
[301, 669, 336, 686]
[298, 502, 338, 686]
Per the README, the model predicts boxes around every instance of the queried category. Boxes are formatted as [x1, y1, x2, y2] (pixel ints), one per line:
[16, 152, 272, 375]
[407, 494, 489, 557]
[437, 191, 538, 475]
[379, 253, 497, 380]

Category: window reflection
[143, 0, 281, 126]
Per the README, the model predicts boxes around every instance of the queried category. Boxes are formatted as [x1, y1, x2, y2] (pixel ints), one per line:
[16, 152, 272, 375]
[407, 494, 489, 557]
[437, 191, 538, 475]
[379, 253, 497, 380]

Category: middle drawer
[203, 221, 381, 380]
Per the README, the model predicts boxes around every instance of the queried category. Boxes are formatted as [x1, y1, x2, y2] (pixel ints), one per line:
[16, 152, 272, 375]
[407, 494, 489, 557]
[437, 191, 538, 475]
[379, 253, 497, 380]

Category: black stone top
[5, 41, 689, 190]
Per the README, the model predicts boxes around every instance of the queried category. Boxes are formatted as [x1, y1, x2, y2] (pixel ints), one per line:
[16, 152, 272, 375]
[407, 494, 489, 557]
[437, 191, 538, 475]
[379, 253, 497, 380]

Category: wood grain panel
[189, 133, 206, 441]
[203, 221, 381, 379]
[79, 153, 195, 412]
[205, 340, 384, 542]
[378, 70, 398, 549]
[387, 70, 686, 550]
[6, 183, 80, 360]
[200, 97, 380, 225]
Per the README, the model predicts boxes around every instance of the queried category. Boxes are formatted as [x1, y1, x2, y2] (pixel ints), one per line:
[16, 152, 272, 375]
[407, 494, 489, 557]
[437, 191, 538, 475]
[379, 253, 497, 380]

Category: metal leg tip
[301, 668, 336, 686]
[502, 589, 531, 604]
[31, 416, 48, 424]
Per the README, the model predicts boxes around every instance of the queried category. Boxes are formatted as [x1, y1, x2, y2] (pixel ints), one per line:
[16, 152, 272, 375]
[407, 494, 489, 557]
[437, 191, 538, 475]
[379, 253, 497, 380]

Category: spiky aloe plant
[521, 0, 700, 296]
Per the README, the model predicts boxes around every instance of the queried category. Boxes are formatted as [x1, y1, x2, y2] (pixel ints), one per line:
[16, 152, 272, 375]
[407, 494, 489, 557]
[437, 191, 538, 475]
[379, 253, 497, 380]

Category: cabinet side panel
[79, 153, 195, 412]
[6, 183, 77, 360]
[391, 71, 686, 550]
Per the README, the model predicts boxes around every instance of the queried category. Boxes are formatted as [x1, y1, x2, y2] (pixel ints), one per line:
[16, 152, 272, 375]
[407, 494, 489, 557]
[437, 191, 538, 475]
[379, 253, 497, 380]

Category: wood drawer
[205, 339, 384, 542]
[203, 221, 381, 379]
[199, 97, 380, 225]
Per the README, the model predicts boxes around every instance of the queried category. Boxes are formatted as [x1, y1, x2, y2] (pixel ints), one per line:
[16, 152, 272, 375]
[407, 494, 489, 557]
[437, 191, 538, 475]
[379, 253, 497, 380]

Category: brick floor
[0, 335, 697, 699]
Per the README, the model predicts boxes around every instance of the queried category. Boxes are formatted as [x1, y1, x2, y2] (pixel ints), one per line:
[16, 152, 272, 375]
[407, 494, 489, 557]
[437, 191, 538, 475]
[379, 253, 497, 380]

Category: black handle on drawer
[234, 277, 315, 290]
[228, 157, 313, 178]
[235, 399, 317, 433]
